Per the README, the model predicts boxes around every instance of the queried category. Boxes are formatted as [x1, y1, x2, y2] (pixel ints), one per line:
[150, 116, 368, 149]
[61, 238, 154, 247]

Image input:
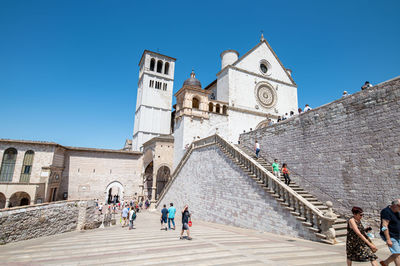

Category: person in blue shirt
[160, 204, 168, 231]
[168, 203, 176, 230]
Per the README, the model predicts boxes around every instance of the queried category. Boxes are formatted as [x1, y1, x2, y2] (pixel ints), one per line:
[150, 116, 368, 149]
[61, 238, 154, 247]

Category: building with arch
[1, 35, 298, 208]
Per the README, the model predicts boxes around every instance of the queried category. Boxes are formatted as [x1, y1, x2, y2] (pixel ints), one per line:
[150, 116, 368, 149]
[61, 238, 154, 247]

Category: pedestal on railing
[320, 201, 337, 244]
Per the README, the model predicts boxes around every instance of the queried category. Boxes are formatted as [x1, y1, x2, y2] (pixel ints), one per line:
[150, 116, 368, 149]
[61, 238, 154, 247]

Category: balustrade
[158, 134, 337, 244]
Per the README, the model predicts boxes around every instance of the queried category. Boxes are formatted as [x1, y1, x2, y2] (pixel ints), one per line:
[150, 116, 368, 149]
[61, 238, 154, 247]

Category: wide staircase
[235, 144, 347, 243]
[157, 134, 347, 244]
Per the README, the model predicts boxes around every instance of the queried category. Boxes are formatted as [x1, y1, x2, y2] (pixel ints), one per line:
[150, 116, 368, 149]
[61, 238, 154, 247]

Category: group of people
[253, 142, 291, 186]
[272, 158, 291, 185]
[96, 198, 143, 215]
[161, 203, 192, 240]
[121, 203, 137, 230]
[346, 199, 400, 266]
[277, 104, 312, 123]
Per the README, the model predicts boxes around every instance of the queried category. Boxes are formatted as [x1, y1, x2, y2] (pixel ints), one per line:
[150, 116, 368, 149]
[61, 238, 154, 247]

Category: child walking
[282, 163, 291, 185]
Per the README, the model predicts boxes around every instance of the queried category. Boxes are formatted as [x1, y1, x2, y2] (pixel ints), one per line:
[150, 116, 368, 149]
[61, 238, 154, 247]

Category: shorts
[161, 217, 167, 224]
[389, 238, 400, 254]
[182, 223, 189, 230]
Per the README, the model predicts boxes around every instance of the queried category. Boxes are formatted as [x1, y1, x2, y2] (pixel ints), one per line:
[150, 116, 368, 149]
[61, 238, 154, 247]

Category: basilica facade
[0, 35, 298, 208]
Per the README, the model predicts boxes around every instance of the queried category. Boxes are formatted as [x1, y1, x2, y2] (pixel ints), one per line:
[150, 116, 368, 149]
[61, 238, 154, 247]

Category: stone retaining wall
[158, 145, 317, 241]
[0, 200, 101, 244]
[240, 77, 400, 222]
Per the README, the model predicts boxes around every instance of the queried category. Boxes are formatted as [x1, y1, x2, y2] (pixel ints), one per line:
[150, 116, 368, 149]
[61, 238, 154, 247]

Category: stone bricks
[158, 145, 317, 241]
[240, 77, 400, 223]
[0, 200, 101, 244]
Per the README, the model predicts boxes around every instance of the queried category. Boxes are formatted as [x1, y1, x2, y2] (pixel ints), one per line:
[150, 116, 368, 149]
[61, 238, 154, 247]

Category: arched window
[208, 102, 214, 112]
[20, 150, 34, 183]
[0, 148, 17, 182]
[216, 104, 221, 114]
[156, 60, 163, 73]
[192, 97, 200, 109]
[164, 62, 169, 75]
[222, 105, 227, 115]
[150, 58, 155, 71]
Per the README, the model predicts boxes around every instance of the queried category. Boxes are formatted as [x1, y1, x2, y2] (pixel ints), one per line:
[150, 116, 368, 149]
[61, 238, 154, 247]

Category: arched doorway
[156, 166, 170, 200]
[105, 181, 124, 204]
[9, 191, 31, 208]
[0, 193, 6, 209]
[144, 162, 153, 200]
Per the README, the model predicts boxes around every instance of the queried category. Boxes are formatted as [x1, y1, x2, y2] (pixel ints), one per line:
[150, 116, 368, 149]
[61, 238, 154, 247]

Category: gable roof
[232, 39, 296, 86]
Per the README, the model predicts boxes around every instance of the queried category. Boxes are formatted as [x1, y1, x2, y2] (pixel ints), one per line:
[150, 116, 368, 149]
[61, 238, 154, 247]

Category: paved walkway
[0, 211, 391, 265]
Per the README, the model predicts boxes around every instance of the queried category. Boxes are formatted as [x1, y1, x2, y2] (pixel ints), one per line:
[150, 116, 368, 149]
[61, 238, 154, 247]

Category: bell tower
[132, 50, 176, 151]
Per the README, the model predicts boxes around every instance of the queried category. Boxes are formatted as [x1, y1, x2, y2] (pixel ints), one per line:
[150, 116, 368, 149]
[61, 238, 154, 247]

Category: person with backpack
[129, 206, 136, 230]
[160, 204, 168, 231]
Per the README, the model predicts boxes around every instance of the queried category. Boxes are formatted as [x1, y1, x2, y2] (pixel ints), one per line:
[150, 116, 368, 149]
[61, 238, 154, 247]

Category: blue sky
[0, 1, 399, 149]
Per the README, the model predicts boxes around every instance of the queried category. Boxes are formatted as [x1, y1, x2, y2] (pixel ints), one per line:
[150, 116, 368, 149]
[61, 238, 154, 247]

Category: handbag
[188, 221, 192, 227]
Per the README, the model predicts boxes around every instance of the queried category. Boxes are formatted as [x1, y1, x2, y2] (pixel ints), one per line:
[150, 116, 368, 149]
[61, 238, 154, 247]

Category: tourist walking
[180, 205, 192, 240]
[168, 203, 176, 230]
[160, 204, 168, 230]
[271, 159, 280, 178]
[379, 199, 400, 266]
[129, 206, 136, 230]
[98, 203, 103, 214]
[281, 163, 291, 185]
[304, 104, 312, 112]
[121, 205, 129, 227]
[255, 140, 260, 158]
[346, 206, 378, 266]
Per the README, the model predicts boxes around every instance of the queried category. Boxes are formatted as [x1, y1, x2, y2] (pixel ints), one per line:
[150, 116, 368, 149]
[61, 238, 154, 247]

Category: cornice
[229, 106, 279, 119]
[226, 66, 297, 88]
[174, 85, 211, 98]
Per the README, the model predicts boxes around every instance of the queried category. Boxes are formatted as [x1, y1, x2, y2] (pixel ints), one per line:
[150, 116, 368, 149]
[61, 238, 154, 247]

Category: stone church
[0, 35, 298, 209]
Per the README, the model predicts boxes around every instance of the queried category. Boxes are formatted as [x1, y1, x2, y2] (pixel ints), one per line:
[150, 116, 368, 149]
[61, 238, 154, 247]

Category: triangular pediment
[233, 40, 296, 86]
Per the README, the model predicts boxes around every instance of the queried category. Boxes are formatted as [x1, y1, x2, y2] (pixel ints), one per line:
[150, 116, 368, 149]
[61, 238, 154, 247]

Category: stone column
[320, 201, 337, 244]
[150, 168, 157, 209]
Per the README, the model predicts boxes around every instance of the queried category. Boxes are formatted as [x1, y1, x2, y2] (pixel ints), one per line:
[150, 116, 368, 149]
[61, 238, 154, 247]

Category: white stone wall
[132, 51, 175, 151]
[226, 109, 265, 143]
[234, 42, 292, 84]
[173, 113, 228, 169]
[0, 142, 55, 184]
[65, 150, 143, 202]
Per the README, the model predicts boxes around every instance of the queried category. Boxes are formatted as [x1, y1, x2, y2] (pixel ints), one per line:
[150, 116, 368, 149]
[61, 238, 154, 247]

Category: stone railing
[0, 200, 101, 244]
[214, 134, 337, 244]
[156, 135, 217, 208]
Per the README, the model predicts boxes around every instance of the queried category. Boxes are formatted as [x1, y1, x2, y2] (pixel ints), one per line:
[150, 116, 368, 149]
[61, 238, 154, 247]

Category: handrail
[214, 134, 337, 243]
[215, 135, 323, 216]
[238, 143, 348, 211]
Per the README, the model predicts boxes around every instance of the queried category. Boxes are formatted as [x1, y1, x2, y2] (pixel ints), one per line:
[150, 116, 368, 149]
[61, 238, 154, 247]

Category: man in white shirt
[304, 104, 312, 112]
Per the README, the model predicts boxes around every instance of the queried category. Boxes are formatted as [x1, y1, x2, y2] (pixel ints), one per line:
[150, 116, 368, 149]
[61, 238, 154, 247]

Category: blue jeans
[168, 218, 175, 229]
[256, 148, 260, 158]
